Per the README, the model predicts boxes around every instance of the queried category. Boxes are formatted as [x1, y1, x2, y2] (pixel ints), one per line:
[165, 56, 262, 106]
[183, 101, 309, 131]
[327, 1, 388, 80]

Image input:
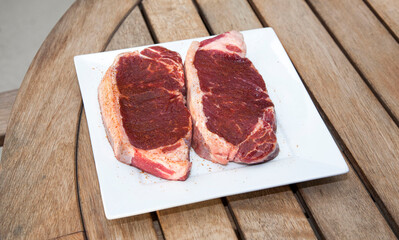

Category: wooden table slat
[105, 7, 153, 51]
[158, 199, 238, 240]
[309, 0, 399, 125]
[0, 89, 18, 146]
[366, 0, 399, 39]
[0, 0, 138, 239]
[196, 0, 262, 34]
[228, 187, 316, 239]
[251, 0, 399, 234]
[142, 0, 209, 43]
[299, 167, 396, 239]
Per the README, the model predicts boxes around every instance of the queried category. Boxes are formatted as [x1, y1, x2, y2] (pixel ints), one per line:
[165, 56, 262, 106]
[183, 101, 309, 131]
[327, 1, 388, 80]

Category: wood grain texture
[158, 200, 237, 240]
[142, 0, 208, 42]
[0, 89, 17, 146]
[78, 111, 157, 240]
[141, 0, 236, 239]
[55, 231, 85, 240]
[196, 0, 262, 34]
[228, 187, 316, 240]
[299, 170, 395, 239]
[0, 0, 137, 239]
[106, 7, 153, 51]
[309, 0, 399, 124]
[196, 0, 316, 238]
[366, 0, 399, 38]
[252, 0, 399, 233]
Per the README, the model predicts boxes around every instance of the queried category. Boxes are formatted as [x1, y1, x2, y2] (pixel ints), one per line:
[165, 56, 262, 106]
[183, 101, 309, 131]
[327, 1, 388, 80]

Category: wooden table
[1, 0, 399, 239]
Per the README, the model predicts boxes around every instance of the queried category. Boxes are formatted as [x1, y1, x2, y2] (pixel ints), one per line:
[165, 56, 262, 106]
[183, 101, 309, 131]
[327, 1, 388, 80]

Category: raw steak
[98, 46, 192, 180]
[185, 31, 279, 164]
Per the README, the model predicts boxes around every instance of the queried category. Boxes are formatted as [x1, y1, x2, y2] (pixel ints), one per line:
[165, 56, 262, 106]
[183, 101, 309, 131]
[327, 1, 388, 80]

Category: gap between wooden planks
[365, 0, 399, 40]
[197, 0, 396, 239]
[54, 231, 86, 240]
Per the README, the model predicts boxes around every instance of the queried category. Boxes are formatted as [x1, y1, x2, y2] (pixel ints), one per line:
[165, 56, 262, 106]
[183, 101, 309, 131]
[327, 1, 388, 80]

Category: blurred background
[0, 0, 74, 158]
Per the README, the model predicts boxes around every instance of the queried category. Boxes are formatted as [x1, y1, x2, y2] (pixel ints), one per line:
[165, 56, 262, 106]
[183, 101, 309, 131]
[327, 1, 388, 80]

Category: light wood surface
[0, 89, 17, 146]
[252, 0, 399, 232]
[299, 171, 396, 239]
[158, 200, 237, 240]
[141, 0, 237, 238]
[309, 0, 399, 122]
[196, 0, 262, 34]
[78, 111, 157, 240]
[228, 187, 316, 239]
[106, 7, 153, 51]
[0, 0, 137, 239]
[142, 0, 208, 42]
[366, 0, 399, 38]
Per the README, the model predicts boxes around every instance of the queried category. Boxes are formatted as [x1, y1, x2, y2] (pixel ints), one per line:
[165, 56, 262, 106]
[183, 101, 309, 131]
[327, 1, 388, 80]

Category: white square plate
[74, 28, 348, 220]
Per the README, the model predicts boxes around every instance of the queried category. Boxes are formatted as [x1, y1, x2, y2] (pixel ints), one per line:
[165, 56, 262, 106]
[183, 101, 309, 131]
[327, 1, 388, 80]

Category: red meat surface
[185, 31, 279, 164]
[98, 46, 192, 180]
